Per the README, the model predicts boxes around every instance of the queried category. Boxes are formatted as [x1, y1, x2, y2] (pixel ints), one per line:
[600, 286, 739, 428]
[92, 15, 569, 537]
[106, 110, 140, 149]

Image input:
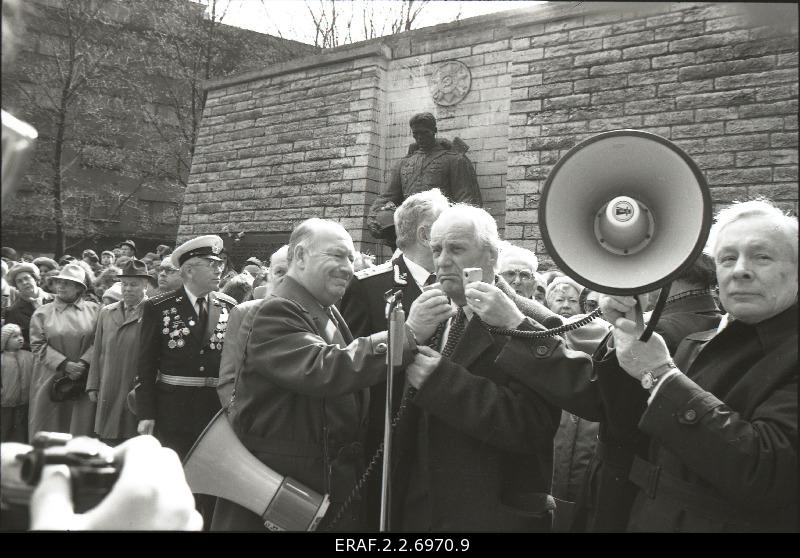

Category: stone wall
[504, 2, 798, 263]
[184, 2, 798, 264]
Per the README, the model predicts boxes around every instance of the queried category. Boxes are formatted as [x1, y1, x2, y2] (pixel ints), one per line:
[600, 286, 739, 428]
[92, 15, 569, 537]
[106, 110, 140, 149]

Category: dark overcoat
[210, 276, 414, 531]
[391, 279, 563, 532]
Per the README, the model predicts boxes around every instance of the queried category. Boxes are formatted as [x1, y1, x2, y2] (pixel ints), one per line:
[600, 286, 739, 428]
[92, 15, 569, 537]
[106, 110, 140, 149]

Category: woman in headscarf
[28, 263, 100, 440]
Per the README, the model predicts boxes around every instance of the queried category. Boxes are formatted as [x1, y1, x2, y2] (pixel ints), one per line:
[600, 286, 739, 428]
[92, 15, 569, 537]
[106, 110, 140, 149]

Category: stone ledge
[203, 43, 392, 92]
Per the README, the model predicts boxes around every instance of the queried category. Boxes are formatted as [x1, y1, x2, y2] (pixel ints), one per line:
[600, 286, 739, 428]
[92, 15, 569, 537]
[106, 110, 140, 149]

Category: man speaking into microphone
[391, 204, 567, 532]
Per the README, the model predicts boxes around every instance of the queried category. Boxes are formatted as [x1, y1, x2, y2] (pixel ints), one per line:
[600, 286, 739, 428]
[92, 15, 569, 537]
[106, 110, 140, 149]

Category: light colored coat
[87, 299, 145, 439]
[28, 297, 100, 441]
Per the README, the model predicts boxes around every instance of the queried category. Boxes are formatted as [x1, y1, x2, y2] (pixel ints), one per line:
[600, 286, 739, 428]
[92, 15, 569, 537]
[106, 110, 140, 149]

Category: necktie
[441, 307, 467, 358]
[197, 297, 208, 331]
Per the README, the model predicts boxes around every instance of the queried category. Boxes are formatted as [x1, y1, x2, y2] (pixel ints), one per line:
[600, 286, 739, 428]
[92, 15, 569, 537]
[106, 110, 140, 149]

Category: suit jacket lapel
[330, 304, 353, 344]
[451, 315, 494, 369]
[276, 277, 344, 346]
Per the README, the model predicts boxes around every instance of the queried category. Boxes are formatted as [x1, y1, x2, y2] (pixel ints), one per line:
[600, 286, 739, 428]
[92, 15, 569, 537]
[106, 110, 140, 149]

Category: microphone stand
[380, 290, 404, 532]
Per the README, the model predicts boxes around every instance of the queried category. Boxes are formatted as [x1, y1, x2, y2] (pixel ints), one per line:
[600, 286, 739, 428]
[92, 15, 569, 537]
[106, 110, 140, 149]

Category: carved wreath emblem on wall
[430, 60, 471, 107]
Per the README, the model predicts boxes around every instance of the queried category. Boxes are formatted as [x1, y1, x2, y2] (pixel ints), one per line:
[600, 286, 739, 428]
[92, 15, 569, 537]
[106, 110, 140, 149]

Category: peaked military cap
[171, 235, 224, 268]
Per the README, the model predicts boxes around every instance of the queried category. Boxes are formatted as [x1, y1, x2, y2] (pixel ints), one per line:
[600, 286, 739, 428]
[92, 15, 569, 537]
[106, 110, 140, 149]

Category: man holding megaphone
[486, 199, 797, 532]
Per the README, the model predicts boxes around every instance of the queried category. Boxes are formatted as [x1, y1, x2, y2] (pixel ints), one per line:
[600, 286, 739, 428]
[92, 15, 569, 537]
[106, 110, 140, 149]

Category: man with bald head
[211, 218, 417, 531]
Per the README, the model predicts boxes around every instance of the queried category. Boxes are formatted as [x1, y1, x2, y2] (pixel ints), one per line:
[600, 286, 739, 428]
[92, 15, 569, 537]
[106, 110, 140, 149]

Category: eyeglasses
[500, 270, 535, 282]
[193, 258, 225, 271]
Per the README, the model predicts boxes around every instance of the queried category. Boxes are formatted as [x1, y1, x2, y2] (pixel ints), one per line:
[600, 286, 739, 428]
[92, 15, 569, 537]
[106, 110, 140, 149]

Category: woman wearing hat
[87, 259, 155, 445]
[3, 262, 53, 350]
[28, 263, 101, 440]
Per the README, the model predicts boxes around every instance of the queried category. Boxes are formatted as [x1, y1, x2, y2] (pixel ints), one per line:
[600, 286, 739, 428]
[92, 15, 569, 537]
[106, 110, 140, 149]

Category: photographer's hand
[29, 435, 202, 531]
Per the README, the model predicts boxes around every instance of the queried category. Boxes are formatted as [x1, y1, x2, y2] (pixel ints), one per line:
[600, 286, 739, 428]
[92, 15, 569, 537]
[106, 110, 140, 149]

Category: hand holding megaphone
[610, 318, 672, 382]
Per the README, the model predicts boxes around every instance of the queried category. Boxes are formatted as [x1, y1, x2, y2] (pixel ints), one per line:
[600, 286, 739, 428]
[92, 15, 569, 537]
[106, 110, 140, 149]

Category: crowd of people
[0, 193, 796, 533]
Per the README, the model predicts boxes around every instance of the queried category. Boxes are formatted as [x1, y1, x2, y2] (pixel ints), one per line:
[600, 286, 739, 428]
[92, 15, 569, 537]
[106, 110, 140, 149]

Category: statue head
[409, 112, 437, 150]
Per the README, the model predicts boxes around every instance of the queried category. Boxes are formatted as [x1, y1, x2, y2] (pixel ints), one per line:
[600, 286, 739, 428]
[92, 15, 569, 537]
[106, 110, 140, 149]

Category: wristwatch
[640, 360, 677, 391]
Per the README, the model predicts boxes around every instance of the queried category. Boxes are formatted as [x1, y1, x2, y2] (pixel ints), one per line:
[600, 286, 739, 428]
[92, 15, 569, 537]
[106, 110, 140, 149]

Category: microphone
[387, 291, 405, 366]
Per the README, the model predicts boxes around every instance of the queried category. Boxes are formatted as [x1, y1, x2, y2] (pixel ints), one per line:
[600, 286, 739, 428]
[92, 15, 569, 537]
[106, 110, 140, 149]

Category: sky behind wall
[194, 0, 548, 45]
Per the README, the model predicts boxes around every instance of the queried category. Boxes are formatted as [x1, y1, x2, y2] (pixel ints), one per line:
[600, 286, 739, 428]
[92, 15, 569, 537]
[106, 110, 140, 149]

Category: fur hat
[33, 257, 59, 272]
[6, 262, 40, 286]
[1, 323, 21, 350]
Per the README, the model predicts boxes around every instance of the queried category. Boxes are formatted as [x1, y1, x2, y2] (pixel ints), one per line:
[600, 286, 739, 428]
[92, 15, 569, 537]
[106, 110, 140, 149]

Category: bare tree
[7, 0, 129, 257]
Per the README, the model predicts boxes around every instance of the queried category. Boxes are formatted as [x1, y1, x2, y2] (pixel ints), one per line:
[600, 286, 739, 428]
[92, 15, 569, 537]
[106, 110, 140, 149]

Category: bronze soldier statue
[368, 112, 482, 249]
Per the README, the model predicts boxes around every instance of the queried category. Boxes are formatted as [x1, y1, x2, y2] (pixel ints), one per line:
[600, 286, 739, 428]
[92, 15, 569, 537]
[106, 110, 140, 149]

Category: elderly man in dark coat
[492, 199, 797, 532]
[211, 218, 417, 532]
[392, 204, 566, 532]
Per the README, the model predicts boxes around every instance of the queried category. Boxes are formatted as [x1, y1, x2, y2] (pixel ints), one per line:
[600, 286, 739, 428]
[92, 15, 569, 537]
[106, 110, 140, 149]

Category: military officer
[340, 188, 448, 530]
[134, 235, 237, 459]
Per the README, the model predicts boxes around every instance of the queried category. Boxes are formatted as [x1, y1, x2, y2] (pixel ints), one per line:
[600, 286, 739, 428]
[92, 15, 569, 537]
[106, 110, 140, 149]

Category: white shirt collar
[716, 313, 731, 334]
[184, 287, 207, 310]
[401, 255, 433, 289]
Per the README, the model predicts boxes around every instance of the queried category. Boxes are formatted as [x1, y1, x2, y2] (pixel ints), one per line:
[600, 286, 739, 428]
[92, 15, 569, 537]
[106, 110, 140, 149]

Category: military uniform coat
[86, 299, 145, 440]
[339, 255, 426, 530]
[28, 297, 100, 441]
[135, 286, 237, 458]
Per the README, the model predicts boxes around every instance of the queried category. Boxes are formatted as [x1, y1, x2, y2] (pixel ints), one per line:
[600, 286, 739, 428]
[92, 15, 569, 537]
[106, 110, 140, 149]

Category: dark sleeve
[339, 278, 374, 338]
[245, 298, 411, 397]
[413, 356, 560, 454]
[449, 153, 482, 207]
[134, 299, 161, 420]
[217, 304, 247, 406]
[494, 318, 603, 421]
[640, 372, 798, 511]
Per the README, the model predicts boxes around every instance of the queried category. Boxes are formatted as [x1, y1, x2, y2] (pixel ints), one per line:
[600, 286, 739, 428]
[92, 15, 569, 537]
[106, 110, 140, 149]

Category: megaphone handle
[639, 283, 671, 343]
[634, 298, 646, 332]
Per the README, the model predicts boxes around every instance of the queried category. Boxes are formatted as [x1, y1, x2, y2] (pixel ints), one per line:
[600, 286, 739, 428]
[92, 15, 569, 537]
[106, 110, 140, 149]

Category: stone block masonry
[184, 2, 797, 267]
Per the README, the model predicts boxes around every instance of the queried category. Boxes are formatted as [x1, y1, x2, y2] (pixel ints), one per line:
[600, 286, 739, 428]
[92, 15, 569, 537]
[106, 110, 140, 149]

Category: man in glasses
[133, 235, 237, 527]
[155, 260, 183, 294]
[498, 244, 542, 301]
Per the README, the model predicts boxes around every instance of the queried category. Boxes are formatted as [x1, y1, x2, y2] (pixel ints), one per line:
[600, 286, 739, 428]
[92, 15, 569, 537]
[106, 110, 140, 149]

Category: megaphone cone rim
[538, 129, 713, 296]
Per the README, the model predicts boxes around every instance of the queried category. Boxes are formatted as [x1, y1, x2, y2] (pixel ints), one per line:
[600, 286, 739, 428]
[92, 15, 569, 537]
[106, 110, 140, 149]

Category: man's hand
[406, 346, 442, 389]
[87, 390, 98, 403]
[599, 294, 646, 326]
[64, 361, 86, 380]
[29, 435, 202, 531]
[406, 285, 455, 343]
[137, 419, 155, 436]
[612, 317, 672, 380]
[464, 281, 525, 328]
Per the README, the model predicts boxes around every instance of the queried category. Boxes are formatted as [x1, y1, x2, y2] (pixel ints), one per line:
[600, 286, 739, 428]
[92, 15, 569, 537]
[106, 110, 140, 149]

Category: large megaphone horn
[182, 410, 329, 531]
[540, 129, 712, 297]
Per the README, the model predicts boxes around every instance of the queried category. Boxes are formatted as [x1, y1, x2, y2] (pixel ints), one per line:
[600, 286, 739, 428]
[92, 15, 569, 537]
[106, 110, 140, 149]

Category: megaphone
[539, 129, 711, 296]
[182, 409, 330, 531]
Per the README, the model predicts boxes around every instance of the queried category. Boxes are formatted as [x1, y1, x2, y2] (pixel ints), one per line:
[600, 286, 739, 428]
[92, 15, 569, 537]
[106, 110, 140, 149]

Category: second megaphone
[182, 409, 330, 531]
